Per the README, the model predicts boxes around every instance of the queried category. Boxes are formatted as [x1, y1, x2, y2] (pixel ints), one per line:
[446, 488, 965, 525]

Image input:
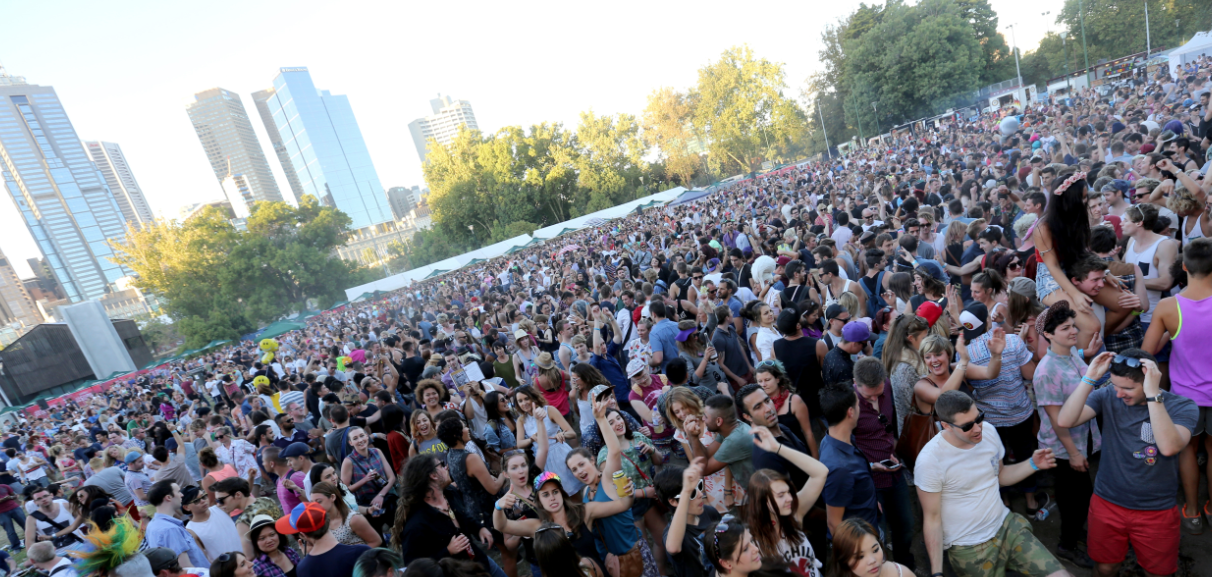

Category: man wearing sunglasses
[1056, 350, 1197, 577]
[917, 390, 1066, 577]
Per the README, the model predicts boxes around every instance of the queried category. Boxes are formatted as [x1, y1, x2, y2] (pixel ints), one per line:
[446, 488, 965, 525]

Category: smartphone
[879, 459, 903, 469]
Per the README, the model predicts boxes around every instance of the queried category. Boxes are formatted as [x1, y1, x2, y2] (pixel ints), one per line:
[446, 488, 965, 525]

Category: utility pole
[1007, 23, 1024, 89]
[851, 94, 864, 146]
[1063, 34, 1072, 93]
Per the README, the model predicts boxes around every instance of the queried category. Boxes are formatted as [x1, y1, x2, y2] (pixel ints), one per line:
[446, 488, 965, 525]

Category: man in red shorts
[1058, 349, 1197, 577]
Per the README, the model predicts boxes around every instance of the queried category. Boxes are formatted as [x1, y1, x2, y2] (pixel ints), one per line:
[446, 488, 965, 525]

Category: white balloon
[999, 116, 1021, 137]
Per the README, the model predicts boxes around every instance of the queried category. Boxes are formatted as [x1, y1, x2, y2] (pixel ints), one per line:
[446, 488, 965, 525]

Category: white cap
[960, 310, 984, 331]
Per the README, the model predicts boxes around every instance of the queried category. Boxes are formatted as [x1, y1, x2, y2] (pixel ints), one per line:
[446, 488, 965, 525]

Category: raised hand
[987, 328, 1006, 355]
[1031, 448, 1057, 471]
[751, 425, 781, 452]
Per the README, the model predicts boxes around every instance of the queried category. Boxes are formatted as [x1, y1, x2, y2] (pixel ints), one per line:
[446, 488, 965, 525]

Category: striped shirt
[963, 333, 1034, 427]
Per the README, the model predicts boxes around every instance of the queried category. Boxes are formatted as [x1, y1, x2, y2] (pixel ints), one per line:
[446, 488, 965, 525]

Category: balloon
[999, 116, 1021, 137]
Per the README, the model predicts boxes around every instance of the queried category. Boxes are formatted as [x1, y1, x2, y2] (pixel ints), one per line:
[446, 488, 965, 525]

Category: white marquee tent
[1169, 31, 1212, 77]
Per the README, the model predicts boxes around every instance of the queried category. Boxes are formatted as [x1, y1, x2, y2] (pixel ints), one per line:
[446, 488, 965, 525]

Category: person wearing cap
[144, 547, 185, 577]
[180, 484, 241, 563]
[822, 322, 871, 388]
[145, 480, 209, 568]
[246, 513, 302, 577]
[280, 442, 317, 498]
[276, 502, 370, 577]
[122, 450, 152, 510]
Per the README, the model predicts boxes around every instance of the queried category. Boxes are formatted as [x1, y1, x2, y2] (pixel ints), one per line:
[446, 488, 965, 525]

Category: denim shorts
[1035, 264, 1061, 301]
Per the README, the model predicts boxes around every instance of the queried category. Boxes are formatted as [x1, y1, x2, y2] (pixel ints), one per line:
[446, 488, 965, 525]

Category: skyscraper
[185, 88, 283, 205]
[386, 186, 419, 220]
[408, 95, 479, 162]
[258, 67, 391, 230]
[84, 141, 154, 226]
[0, 71, 134, 302]
[251, 88, 305, 205]
[0, 247, 41, 328]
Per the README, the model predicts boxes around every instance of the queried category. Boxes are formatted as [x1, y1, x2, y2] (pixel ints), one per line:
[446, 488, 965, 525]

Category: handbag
[894, 384, 939, 471]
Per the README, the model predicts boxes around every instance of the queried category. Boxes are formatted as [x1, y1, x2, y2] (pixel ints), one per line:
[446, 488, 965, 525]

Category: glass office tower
[0, 74, 132, 302]
[259, 67, 391, 230]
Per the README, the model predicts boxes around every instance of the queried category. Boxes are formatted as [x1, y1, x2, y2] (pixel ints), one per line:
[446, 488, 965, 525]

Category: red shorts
[1088, 494, 1179, 575]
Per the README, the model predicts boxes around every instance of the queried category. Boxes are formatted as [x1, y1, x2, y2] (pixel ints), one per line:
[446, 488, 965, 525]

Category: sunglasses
[673, 479, 706, 502]
[713, 513, 736, 551]
[946, 409, 986, 432]
[1112, 354, 1142, 368]
[875, 413, 896, 435]
[215, 553, 236, 564]
[216, 494, 232, 505]
[1008, 261, 1022, 270]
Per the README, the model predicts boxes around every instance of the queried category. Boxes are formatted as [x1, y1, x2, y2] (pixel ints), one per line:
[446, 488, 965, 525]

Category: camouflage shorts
[947, 513, 1064, 577]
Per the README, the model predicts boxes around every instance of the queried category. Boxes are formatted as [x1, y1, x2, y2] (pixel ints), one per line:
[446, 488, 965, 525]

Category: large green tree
[110, 197, 368, 347]
[642, 87, 705, 186]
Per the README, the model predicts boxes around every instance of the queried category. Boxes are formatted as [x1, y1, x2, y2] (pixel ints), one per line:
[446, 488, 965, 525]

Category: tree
[642, 87, 704, 186]
[573, 111, 650, 214]
[691, 46, 808, 175]
[954, 0, 1017, 85]
[110, 196, 365, 347]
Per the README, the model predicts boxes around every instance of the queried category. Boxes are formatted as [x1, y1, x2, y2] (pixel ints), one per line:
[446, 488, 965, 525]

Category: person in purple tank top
[1144, 237, 1212, 535]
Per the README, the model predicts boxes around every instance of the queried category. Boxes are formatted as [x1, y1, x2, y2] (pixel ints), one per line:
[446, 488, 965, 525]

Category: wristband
[1029, 458, 1039, 471]
[494, 501, 503, 511]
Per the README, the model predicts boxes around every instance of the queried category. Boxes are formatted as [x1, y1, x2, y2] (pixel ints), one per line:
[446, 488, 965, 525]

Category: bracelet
[1029, 458, 1039, 471]
[494, 502, 503, 511]
[776, 444, 782, 455]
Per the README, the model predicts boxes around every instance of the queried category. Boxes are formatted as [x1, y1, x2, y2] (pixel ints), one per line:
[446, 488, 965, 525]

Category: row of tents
[343, 186, 695, 300]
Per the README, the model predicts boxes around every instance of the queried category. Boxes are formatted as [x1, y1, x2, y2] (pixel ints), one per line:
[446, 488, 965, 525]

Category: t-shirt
[297, 543, 371, 577]
[0, 484, 19, 514]
[185, 506, 244, 562]
[819, 435, 880, 538]
[82, 466, 133, 506]
[663, 507, 720, 577]
[965, 333, 1034, 428]
[914, 424, 1009, 548]
[124, 470, 153, 507]
[1085, 387, 1198, 510]
[712, 422, 754, 488]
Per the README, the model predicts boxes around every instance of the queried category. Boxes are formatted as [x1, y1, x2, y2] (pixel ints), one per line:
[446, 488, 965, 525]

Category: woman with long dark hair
[482, 391, 517, 471]
[308, 463, 361, 514]
[309, 481, 381, 547]
[742, 427, 829, 577]
[533, 522, 606, 577]
[825, 519, 911, 577]
[515, 386, 579, 495]
[211, 552, 255, 577]
[752, 360, 816, 456]
[246, 515, 302, 577]
[703, 517, 765, 577]
[1030, 171, 1125, 347]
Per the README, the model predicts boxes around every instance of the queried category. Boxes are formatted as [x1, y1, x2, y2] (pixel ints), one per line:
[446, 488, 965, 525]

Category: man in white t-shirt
[916, 391, 1070, 577]
[180, 485, 242, 562]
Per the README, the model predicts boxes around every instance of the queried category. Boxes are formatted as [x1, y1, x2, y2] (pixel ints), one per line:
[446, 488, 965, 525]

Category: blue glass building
[0, 76, 133, 302]
[258, 68, 391, 230]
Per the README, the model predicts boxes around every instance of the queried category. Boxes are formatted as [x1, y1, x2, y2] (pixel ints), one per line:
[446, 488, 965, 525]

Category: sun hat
[513, 329, 528, 341]
[626, 357, 647, 378]
[275, 502, 327, 535]
[534, 352, 556, 370]
[245, 514, 277, 537]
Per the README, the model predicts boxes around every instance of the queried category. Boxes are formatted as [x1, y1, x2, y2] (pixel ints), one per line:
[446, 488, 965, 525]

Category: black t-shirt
[663, 507, 721, 577]
[822, 347, 856, 388]
[753, 424, 810, 490]
[297, 544, 370, 577]
[401, 354, 426, 386]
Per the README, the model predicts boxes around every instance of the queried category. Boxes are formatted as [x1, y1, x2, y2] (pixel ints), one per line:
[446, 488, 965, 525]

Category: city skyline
[186, 87, 284, 206]
[0, 0, 1058, 278]
[409, 94, 480, 163]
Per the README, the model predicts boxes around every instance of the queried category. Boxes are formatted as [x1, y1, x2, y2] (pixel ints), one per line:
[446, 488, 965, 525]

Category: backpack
[858, 271, 888, 319]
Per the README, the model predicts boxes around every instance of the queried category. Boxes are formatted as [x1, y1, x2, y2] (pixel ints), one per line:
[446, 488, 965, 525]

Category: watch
[1145, 393, 1164, 404]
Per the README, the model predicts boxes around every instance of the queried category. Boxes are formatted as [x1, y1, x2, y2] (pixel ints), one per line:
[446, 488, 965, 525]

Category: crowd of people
[1, 53, 1212, 577]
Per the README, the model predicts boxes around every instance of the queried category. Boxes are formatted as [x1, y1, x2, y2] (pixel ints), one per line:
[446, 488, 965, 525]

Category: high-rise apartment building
[0, 71, 134, 302]
[220, 172, 254, 218]
[258, 67, 391, 230]
[251, 88, 305, 205]
[386, 185, 424, 220]
[0, 248, 42, 328]
[84, 141, 154, 226]
[186, 88, 283, 205]
[408, 95, 479, 162]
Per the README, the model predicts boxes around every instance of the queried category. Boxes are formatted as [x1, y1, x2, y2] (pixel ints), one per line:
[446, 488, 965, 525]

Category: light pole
[1078, 0, 1092, 88]
[1007, 23, 1023, 89]
[1144, 0, 1151, 55]
[816, 95, 831, 159]
[871, 101, 881, 144]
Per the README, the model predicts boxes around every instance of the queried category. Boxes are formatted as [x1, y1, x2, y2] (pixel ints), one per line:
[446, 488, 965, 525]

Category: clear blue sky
[0, 0, 1054, 278]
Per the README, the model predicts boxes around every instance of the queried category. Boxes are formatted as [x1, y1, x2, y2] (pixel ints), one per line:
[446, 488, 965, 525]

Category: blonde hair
[102, 445, 126, 468]
[664, 387, 704, 430]
[837, 292, 861, 320]
[919, 334, 954, 359]
[1168, 184, 1203, 216]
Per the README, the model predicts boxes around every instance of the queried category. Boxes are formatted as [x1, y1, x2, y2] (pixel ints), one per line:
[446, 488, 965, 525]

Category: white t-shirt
[186, 506, 244, 562]
[914, 423, 1010, 548]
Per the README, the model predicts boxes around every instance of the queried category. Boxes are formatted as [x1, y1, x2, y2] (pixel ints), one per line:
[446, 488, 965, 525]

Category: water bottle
[1035, 501, 1058, 521]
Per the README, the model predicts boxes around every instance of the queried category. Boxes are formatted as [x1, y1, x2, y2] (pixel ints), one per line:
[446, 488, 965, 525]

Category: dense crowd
[1, 53, 1212, 577]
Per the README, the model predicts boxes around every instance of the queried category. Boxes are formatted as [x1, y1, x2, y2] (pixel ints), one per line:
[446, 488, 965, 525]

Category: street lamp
[817, 97, 831, 160]
[1006, 23, 1024, 89]
[871, 101, 881, 144]
[1078, 0, 1092, 88]
[1144, 0, 1151, 55]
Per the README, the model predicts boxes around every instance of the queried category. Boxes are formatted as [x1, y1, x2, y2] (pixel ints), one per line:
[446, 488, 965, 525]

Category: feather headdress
[70, 516, 143, 575]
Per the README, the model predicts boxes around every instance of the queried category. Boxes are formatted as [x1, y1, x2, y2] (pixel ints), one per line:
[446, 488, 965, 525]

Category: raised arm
[752, 426, 827, 520]
[1057, 352, 1109, 428]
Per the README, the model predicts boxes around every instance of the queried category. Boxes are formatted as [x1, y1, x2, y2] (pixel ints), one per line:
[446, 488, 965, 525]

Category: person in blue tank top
[565, 400, 660, 577]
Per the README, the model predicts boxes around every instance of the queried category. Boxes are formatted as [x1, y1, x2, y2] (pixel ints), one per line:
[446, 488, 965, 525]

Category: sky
[0, 0, 1057, 278]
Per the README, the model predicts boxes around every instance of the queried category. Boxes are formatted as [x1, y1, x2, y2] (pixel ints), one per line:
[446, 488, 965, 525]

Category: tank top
[1183, 215, 1207, 247]
[822, 280, 852, 309]
[208, 464, 238, 484]
[1124, 236, 1166, 323]
[446, 447, 497, 529]
[1170, 294, 1212, 407]
[331, 512, 367, 546]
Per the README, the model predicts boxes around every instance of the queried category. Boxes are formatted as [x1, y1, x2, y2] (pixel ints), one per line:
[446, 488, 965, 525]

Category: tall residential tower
[186, 88, 283, 205]
[408, 94, 479, 162]
[84, 141, 154, 226]
[257, 67, 391, 230]
[0, 71, 134, 302]
[251, 88, 305, 205]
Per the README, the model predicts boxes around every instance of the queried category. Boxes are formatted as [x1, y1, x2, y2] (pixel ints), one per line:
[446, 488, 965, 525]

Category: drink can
[612, 470, 632, 496]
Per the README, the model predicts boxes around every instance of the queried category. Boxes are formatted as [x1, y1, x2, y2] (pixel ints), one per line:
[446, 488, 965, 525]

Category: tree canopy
[110, 197, 370, 347]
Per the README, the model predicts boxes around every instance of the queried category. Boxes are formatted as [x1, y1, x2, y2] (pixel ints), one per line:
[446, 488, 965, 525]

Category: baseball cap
[589, 385, 612, 401]
[675, 327, 696, 342]
[534, 472, 562, 492]
[626, 358, 647, 378]
[123, 450, 143, 465]
[916, 301, 943, 328]
[776, 256, 791, 266]
[961, 303, 988, 342]
[916, 260, 950, 285]
[180, 485, 204, 507]
[1008, 277, 1037, 299]
[276, 502, 327, 535]
[841, 321, 870, 343]
[280, 442, 310, 459]
[143, 548, 180, 574]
